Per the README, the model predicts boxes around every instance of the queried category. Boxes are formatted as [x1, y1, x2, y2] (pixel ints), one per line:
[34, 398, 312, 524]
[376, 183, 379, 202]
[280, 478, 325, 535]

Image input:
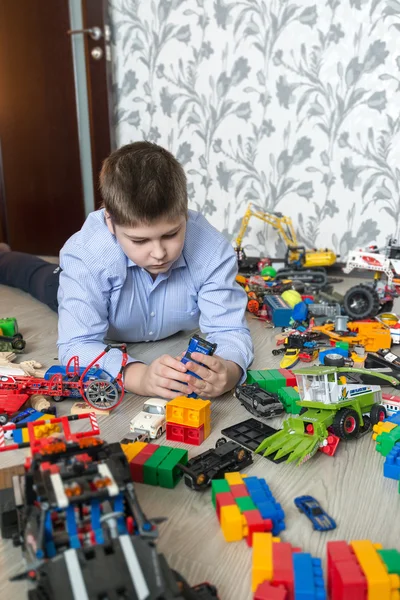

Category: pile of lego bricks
[121, 441, 188, 488]
[166, 396, 211, 446]
[252, 535, 400, 600]
[246, 368, 301, 414]
[9, 409, 59, 443]
[373, 413, 400, 493]
[211, 473, 285, 544]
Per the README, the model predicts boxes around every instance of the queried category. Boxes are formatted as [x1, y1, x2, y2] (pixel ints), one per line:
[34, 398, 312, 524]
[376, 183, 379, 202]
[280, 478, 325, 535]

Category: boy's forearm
[224, 360, 243, 393]
[123, 362, 148, 395]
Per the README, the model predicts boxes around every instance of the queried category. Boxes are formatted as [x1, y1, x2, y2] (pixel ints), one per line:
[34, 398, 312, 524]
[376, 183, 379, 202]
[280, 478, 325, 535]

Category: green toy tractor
[255, 366, 399, 465]
[0, 317, 26, 352]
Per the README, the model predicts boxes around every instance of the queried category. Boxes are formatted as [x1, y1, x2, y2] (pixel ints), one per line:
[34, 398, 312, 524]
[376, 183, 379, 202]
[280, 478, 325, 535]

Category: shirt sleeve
[57, 246, 138, 378]
[197, 240, 254, 383]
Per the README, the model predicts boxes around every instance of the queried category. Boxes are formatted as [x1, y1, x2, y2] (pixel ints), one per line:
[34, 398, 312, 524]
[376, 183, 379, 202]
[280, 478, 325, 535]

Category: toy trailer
[256, 366, 398, 465]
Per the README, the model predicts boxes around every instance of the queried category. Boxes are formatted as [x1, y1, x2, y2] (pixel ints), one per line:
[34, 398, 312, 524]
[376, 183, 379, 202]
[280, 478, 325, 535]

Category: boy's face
[106, 214, 187, 275]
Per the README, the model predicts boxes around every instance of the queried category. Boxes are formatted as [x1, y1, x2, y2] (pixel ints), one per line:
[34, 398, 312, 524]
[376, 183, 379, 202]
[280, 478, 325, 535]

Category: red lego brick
[278, 369, 296, 387]
[129, 444, 158, 483]
[243, 510, 272, 546]
[254, 581, 288, 600]
[230, 483, 249, 498]
[327, 541, 366, 600]
[166, 422, 205, 445]
[272, 542, 295, 600]
[215, 491, 236, 520]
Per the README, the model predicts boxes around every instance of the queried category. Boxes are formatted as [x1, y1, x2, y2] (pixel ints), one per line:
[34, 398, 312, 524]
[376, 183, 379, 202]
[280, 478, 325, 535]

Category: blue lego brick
[384, 445, 400, 480]
[293, 553, 326, 600]
[263, 295, 293, 327]
[387, 413, 400, 426]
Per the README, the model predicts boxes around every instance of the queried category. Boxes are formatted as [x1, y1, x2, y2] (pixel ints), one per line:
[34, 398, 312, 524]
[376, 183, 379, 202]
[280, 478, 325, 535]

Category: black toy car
[180, 438, 253, 491]
[234, 383, 285, 418]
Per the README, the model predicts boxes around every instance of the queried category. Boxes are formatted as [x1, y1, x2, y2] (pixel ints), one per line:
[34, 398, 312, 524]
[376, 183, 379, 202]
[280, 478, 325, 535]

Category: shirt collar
[127, 252, 186, 271]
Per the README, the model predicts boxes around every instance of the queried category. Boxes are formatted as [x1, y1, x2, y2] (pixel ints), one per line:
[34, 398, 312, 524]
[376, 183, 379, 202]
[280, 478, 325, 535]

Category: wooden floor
[0, 276, 399, 599]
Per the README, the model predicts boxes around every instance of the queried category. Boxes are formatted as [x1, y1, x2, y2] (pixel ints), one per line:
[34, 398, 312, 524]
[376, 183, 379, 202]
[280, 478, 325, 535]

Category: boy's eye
[163, 231, 178, 239]
[132, 239, 147, 245]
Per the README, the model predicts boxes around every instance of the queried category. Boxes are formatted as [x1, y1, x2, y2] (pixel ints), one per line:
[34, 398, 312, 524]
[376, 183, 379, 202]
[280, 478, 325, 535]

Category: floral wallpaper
[110, 0, 400, 261]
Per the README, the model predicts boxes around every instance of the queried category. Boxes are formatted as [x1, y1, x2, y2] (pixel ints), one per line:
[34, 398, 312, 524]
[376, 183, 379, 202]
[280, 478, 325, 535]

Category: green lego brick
[376, 427, 400, 457]
[143, 446, 173, 486]
[157, 448, 188, 489]
[235, 496, 256, 513]
[0, 317, 18, 337]
[335, 341, 349, 350]
[246, 370, 266, 386]
[377, 549, 400, 574]
[266, 369, 286, 393]
[278, 386, 301, 414]
[211, 479, 231, 508]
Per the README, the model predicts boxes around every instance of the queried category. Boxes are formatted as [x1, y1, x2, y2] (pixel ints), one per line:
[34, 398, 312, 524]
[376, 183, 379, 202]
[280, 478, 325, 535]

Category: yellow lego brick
[21, 415, 59, 442]
[166, 396, 211, 428]
[220, 505, 245, 542]
[391, 590, 399, 600]
[351, 540, 392, 600]
[252, 533, 274, 592]
[120, 441, 148, 463]
[372, 421, 396, 440]
[390, 575, 400, 591]
[224, 472, 244, 486]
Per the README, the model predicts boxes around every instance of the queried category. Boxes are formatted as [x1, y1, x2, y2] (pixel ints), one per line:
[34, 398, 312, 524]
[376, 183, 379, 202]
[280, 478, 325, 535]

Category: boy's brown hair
[99, 141, 188, 226]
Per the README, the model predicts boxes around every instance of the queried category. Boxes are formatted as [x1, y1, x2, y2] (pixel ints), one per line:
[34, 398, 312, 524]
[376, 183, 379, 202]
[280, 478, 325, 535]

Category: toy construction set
[1, 223, 400, 599]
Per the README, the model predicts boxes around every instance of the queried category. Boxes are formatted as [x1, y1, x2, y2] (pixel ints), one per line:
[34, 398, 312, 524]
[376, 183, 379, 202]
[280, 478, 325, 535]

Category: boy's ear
[104, 211, 115, 235]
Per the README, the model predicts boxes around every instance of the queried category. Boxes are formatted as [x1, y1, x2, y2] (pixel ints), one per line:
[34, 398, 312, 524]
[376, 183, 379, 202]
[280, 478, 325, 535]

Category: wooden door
[0, 0, 113, 255]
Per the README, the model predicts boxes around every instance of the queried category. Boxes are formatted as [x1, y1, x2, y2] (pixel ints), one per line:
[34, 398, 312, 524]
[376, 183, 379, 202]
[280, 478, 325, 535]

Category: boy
[0, 142, 253, 398]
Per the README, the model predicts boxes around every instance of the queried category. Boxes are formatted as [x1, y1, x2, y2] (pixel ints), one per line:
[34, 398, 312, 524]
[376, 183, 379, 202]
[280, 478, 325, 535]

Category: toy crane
[234, 203, 336, 268]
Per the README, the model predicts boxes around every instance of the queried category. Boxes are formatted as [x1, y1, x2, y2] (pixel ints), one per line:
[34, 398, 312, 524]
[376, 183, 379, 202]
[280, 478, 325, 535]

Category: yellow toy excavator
[234, 203, 336, 268]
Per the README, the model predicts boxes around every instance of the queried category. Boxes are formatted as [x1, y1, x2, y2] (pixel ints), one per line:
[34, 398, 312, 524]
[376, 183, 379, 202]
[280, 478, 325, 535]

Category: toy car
[179, 334, 217, 399]
[180, 437, 253, 491]
[0, 317, 26, 352]
[294, 495, 336, 531]
[120, 430, 149, 444]
[234, 383, 284, 418]
[130, 398, 168, 439]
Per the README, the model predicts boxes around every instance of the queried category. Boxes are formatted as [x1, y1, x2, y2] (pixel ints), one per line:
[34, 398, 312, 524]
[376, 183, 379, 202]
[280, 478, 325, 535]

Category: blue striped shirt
[58, 209, 253, 382]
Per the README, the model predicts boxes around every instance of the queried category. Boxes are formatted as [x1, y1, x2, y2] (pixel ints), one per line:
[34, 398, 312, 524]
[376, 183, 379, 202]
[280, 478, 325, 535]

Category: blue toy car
[179, 335, 217, 398]
[294, 495, 336, 531]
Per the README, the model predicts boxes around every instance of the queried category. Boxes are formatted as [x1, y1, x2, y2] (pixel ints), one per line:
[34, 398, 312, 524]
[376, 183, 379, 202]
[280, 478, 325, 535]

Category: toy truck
[0, 317, 26, 352]
[0, 414, 218, 599]
[256, 366, 399, 465]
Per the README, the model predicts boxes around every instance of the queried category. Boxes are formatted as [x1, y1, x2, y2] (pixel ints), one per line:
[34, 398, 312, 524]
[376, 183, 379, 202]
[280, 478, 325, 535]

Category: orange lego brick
[220, 504, 245, 542]
[166, 396, 211, 428]
[351, 540, 391, 600]
[120, 441, 148, 463]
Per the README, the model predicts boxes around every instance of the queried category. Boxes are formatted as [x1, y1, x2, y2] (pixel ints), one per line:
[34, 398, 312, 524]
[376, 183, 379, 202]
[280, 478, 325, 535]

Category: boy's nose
[151, 242, 167, 260]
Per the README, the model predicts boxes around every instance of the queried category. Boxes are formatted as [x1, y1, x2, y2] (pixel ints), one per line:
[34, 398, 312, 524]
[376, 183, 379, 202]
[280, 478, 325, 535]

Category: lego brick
[224, 471, 245, 486]
[220, 504, 244, 542]
[13, 413, 59, 443]
[211, 479, 231, 508]
[129, 444, 159, 483]
[243, 509, 271, 546]
[293, 553, 326, 600]
[165, 396, 211, 428]
[142, 446, 173, 486]
[254, 581, 288, 600]
[215, 491, 236, 520]
[377, 549, 400, 575]
[383, 446, 400, 480]
[327, 541, 366, 600]
[252, 532, 274, 592]
[279, 368, 297, 387]
[257, 370, 284, 394]
[236, 495, 257, 513]
[229, 483, 249, 498]
[121, 441, 148, 463]
[351, 540, 391, 600]
[166, 422, 206, 445]
[157, 448, 188, 488]
[246, 370, 266, 386]
[272, 542, 295, 600]
[278, 387, 301, 415]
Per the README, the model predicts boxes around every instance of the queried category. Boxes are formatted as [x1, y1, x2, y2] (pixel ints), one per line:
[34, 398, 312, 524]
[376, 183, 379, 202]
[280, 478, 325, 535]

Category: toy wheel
[215, 437, 227, 448]
[272, 349, 282, 356]
[85, 379, 119, 410]
[252, 398, 259, 410]
[13, 333, 23, 340]
[299, 407, 307, 415]
[370, 404, 387, 425]
[343, 284, 380, 319]
[52, 395, 64, 402]
[0, 413, 8, 425]
[324, 353, 345, 367]
[332, 408, 360, 440]
[359, 414, 371, 435]
[195, 472, 209, 489]
[156, 428, 163, 439]
[234, 447, 247, 462]
[12, 338, 26, 351]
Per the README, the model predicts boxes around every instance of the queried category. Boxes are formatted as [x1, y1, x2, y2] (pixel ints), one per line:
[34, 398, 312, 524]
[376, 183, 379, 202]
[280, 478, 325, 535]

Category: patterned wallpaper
[110, 0, 400, 261]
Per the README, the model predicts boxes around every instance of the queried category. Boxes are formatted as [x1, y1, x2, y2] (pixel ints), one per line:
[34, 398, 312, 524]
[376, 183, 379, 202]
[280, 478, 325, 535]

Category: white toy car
[129, 398, 168, 439]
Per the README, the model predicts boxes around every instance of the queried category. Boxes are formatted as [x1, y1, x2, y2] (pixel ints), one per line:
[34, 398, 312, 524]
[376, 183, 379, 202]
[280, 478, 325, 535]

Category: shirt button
[190, 311, 195, 315]
[149, 331, 154, 335]
[150, 312, 155, 317]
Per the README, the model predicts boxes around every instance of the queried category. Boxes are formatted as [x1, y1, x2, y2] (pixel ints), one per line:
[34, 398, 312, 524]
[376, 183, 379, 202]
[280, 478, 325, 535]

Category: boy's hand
[184, 353, 242, 398]
[123, 355, 194, 399]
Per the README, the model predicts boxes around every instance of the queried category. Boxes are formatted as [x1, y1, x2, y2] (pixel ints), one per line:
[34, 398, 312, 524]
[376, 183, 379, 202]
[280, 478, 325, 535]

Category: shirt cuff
[215, 348, 248, 385]
[101, 348, 140, 380]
